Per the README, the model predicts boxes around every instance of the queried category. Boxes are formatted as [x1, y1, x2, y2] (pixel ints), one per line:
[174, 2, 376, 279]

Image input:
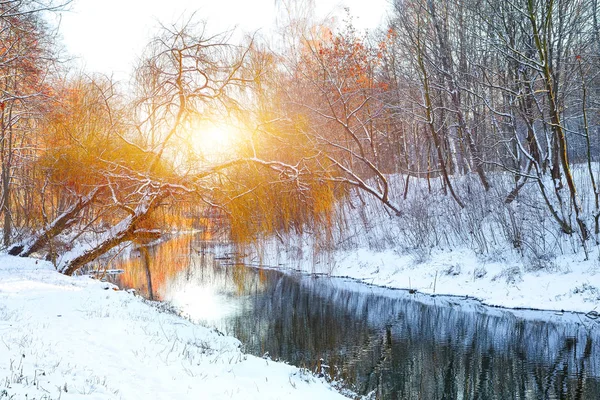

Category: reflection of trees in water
[370, 325, 596, 399]
[109, 237, 600, 399]
[140, 246, 154, 300]
[235, 275, 600, 399]
[114, 234, 197, 300]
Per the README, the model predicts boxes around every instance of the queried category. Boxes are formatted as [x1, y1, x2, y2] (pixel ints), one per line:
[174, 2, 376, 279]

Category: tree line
[2, 0, 599, 274]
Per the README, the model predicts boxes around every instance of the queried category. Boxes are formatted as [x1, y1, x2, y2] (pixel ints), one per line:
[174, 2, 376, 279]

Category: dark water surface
[106, 234, 600, 399]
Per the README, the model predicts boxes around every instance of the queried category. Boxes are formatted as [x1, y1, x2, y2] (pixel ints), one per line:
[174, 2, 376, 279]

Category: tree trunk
[59, 191, 166, 276]
[8, 188, 100, 257]
[528, 0, 588, 242]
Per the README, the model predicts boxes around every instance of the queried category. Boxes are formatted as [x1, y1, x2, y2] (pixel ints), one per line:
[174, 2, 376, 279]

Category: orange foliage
[304, 27, 389, 95]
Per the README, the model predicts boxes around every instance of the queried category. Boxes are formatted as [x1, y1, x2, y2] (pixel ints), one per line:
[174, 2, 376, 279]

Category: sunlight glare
[169, 285, 239, 322]
[190, 120, 241, 160]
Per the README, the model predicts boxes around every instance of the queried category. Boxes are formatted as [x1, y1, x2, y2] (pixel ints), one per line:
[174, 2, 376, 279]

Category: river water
[104, 234, 600, 399]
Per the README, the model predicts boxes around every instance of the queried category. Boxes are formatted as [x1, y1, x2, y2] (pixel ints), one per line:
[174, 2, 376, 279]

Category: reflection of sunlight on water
[109, 233, 264, 326]
[166, 284, 240, 323]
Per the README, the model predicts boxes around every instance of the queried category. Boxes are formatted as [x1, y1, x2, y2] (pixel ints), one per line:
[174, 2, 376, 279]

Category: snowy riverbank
[245, 243, 600, 315]
[0, 255, 345, 400]
[330, 247, 600, 313]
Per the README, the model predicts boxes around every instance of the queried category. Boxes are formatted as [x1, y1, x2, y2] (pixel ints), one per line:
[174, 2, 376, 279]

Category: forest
[2, 0, 600, 275]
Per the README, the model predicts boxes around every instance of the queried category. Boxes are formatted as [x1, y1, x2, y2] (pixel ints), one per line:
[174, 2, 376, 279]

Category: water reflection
[109, 234, 600, 399]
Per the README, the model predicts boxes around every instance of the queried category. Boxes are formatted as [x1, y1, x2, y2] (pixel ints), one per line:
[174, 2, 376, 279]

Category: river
[100, 234, 600, 399]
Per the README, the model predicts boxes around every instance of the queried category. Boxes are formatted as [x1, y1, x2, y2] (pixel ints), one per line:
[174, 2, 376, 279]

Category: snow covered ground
[0, 255, 345, 400]
[330, 246, 600, 313]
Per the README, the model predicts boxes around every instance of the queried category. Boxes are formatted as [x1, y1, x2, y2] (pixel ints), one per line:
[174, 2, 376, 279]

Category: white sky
[57, 0, 391, 81]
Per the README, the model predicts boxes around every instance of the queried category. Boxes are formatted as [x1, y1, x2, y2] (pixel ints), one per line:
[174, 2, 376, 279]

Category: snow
[243, 241, 600, 314]
[333, 247, 600, 313]
[0, 255, 345, 399]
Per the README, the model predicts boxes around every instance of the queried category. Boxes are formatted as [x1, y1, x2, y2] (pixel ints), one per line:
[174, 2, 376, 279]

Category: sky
[57, 0, 391, 81]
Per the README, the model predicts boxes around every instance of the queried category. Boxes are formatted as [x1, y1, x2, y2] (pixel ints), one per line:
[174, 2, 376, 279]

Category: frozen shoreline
[0, 255, 346, 400]
[243, 243, 600, 315]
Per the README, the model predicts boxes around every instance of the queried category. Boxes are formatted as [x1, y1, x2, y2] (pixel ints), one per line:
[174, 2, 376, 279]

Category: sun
[188, 119, 241, 160]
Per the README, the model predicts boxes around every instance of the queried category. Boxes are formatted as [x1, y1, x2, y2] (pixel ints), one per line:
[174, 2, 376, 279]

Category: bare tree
[0, 1, 60, 246]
